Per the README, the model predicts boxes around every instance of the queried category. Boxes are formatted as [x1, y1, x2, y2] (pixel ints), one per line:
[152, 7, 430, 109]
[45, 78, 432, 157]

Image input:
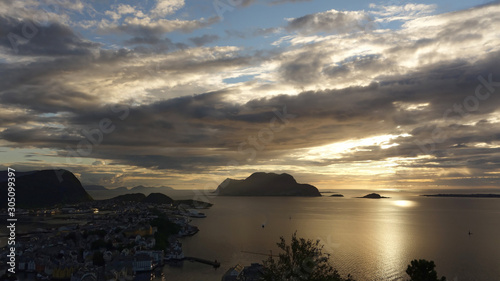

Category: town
[0, 195, 213, 280]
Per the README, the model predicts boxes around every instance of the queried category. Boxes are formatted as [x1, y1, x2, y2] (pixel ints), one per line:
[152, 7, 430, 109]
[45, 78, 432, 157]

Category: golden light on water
[393, 200, 417, 207]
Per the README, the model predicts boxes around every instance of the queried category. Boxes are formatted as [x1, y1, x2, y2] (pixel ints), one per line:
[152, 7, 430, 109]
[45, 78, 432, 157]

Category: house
[221, 264, 244, 281]
[221, 263, 264, 281]
[240, 263, 264, 281]
[132, 253, 152, 273]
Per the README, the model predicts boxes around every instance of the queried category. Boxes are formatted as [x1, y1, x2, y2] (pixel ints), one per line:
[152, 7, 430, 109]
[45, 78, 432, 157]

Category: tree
[406, 259, 446, 281]
[93, 251, 105, 266]
[262, 232, 355, 281]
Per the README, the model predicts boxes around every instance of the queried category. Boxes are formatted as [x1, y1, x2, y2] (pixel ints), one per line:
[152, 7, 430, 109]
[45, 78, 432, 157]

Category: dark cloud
[3, 51, 500, 178]
[280, 53, 323, 84]
[189, 34, 220, 46]
[124, 36, 188, 53]
[0, 87, 100, 114]
[253, 27, 281, 36]
[0, 16, 100, 56]
[225, 29, 247, 39]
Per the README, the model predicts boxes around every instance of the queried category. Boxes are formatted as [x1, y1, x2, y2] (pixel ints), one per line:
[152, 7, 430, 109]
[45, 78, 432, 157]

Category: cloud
[2, 51, 500, 176]
[105, 4, 140, 21]
[369, 3, 437, 23]
[2, 1, 500, 188]
[285, 9, 372, 35]
[189, 34, 220, 46]
[0, 16, 100, 56]
[151, 0, 185, 18]
[103, 16, 220, 36]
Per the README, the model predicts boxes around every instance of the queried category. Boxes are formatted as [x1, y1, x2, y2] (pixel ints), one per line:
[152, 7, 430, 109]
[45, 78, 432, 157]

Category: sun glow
[301, 134, 410, 160]
[393, 200, 417, 207]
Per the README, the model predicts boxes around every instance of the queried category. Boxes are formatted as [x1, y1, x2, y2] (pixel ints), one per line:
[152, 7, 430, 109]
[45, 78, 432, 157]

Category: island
[329, 194, 344, 197]
[215, 172, 321, 196]
[357, 193, 390, 199]
[421, 194, 500, 198]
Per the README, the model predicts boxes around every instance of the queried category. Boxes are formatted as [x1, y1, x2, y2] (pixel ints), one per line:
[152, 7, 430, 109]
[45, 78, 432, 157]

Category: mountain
[130, 185, 175, 194]
[0, 169, 93, 208]
[83, 185, 178, 200]
[143, 193, 174, 204]
[109, 193, 146, 202]
[215, 172, 321, 196]
[83, 185, 108, 191]
[108, 192, 173, 204]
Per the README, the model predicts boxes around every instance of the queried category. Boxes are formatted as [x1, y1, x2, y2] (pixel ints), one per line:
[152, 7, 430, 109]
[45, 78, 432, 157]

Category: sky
[1, 0, 500, 190]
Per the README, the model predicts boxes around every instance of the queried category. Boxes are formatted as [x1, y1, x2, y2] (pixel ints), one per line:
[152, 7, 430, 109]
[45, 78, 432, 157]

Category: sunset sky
[1, 0, 500, 190]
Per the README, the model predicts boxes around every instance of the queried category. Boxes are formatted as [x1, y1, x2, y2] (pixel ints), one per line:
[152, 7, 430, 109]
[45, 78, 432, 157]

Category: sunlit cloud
[1, 0, 499, 189]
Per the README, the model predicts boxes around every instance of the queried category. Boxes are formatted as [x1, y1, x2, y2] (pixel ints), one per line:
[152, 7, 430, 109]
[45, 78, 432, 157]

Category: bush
[406, 259, 446, 281]
[262, 232, 355, 281]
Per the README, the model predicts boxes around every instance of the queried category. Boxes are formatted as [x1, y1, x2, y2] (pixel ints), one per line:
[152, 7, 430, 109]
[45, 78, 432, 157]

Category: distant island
[84, 184, 175, 192]
[0, 169, 93, 208]
[357, 193, 389, 199]
[330, 194, 344, 197]
[422, 194, 500, 198]
[106, 192, 212, 208]
[215, 172, 321, 196]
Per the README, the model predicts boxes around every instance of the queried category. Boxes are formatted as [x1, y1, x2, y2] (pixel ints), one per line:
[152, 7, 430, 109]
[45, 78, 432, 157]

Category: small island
[329, 194, 344, 197]
[215, 172, 321, 196]
[357, 193, 390, 199]
[421, 194, 500, 198]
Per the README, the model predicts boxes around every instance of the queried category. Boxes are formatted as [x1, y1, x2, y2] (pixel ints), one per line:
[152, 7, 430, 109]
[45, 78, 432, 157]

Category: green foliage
[92, 251, 105, 266]
[262, 232, 355, 281]
[154, 231, 169, 250]
[149, 213, 181, 250]
[406, 259, 446, 281]
[91, 238, 113, 250]
[88, 229, 107, 238]
[64, 232, 77, 242]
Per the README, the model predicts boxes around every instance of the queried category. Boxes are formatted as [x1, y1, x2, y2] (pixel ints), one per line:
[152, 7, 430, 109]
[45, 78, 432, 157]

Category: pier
[166, 257, 220, 268]
[184, 256, 221, 268]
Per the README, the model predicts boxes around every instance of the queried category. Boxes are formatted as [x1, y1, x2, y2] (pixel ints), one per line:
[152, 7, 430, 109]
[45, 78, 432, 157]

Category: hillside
[107, 192, 174, 204]
[0, 169, 93, 208]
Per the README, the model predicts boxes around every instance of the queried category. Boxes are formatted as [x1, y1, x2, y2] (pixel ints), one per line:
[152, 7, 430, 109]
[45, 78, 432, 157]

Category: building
[221, 264, 244, 281]
[221, 263, 264, 281]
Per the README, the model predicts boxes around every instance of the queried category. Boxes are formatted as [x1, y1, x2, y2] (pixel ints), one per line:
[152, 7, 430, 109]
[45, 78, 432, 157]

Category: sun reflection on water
[393, 200, 417, 207]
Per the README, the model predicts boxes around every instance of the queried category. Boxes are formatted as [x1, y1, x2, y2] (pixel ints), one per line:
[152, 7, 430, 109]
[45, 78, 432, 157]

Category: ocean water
[163, 189, 500, 281]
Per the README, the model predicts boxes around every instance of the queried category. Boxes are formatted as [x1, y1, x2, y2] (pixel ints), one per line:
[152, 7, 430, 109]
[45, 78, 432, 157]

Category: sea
[4, 189, 500, 281]
[162, 189, 500, 281]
